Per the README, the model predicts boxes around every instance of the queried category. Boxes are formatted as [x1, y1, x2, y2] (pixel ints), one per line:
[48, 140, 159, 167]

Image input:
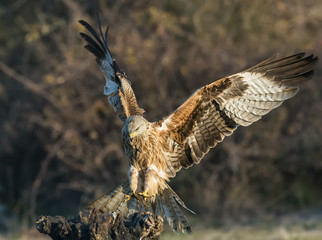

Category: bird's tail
[158, 183, 194, 234]
[85, 180, 193, 234]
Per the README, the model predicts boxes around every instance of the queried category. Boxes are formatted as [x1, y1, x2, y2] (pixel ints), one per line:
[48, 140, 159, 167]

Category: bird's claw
[138, 191, 152, 201]
[124, 192, 141, 203]
[124, 191, 151, 203]
[124, 194, 132, 203]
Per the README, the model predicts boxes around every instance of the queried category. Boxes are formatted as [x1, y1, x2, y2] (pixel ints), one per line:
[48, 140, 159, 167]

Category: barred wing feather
[158, 53, 318, 175]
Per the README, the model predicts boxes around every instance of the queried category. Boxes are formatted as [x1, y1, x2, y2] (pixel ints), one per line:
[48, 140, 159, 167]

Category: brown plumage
[79, 17, 144, 121]
[80, 15, 318, 234]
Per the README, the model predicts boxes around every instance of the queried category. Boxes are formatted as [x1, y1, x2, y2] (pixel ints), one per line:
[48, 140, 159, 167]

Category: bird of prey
[79, 16, 318, 234]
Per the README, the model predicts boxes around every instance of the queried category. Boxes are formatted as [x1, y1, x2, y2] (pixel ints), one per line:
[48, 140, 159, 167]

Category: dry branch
[36, 210, 163, 240]
[0, 61, 59, 108]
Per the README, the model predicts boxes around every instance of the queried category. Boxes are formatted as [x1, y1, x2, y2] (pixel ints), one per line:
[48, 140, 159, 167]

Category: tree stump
[36, 209, 163, 240]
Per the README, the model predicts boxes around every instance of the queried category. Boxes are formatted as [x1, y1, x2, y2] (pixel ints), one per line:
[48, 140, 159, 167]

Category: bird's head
[124, 115, 148, 139]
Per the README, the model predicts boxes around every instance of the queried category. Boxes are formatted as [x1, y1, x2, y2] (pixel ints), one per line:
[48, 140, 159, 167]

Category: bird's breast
[123, 130, 168, 175]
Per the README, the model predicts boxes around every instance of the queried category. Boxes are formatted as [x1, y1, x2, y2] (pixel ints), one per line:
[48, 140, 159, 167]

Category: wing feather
[79, 17, 144, 120]
[155, 53, 318, 174]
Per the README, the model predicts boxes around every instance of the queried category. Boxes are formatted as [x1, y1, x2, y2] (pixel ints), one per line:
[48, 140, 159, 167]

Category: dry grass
[161, 212, 322, 240]
[162, 228, 322, 240]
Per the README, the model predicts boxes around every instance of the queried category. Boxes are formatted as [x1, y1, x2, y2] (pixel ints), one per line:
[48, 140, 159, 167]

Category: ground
[161, 209, 322, 240]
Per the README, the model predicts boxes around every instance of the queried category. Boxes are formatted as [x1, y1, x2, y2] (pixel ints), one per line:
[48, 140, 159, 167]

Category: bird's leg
[124, 165, 139, 203]
[138, 165, 158, 201]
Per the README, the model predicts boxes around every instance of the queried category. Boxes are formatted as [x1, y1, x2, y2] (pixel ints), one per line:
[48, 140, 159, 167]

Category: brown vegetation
[0, 0, 321, 237]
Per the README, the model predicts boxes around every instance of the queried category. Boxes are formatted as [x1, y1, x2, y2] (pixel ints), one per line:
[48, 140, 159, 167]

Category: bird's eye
[134, 126, 140, 131]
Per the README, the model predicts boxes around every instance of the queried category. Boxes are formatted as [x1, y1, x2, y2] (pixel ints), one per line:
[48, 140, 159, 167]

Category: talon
[124, 194, 132, 203]
[124, 191, 141, 203]
[138, 191, 152, 201]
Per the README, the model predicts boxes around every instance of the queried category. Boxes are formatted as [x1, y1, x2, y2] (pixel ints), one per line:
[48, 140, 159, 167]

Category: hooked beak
[129, 133, 135, 138]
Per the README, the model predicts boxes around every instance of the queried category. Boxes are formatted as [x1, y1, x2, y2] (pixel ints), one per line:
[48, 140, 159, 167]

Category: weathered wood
[36, 210, 163, 240]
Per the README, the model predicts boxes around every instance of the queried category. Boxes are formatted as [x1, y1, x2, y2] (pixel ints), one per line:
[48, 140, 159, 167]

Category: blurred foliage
[0, 0, 321, 234]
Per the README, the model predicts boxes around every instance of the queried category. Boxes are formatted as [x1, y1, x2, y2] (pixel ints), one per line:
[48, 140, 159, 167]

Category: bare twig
[0, 61, 59, 108]
[29, 136, 66, 220]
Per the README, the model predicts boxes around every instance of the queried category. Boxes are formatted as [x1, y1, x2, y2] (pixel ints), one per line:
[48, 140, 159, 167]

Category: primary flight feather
[79, 16, 318, 234]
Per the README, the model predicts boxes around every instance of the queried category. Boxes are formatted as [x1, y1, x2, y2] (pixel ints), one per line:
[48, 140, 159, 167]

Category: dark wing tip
[79, 32, 105, 60]
[79, 19, 88, 26]
[251, 52, 318, 85]
[79, 18, 110, 62]
[267, 53, 318, 87]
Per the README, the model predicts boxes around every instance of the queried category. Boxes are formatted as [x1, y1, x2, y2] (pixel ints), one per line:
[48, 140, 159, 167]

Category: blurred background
[0, 0, 321, 239]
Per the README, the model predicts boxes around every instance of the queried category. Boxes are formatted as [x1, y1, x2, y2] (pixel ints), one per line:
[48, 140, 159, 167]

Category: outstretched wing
[155, 53, 318, 176]
[79, 15, 144, 120]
